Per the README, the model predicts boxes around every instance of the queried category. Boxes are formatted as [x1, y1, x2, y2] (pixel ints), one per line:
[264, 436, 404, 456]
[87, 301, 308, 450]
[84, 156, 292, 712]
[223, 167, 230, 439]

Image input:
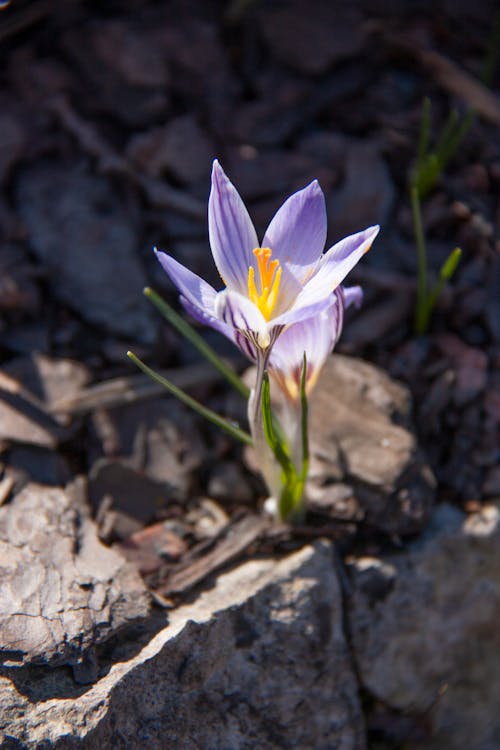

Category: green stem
[410, 185, 429, 335]
[144, 286, 249, 399]
[127, 351, 253, 446]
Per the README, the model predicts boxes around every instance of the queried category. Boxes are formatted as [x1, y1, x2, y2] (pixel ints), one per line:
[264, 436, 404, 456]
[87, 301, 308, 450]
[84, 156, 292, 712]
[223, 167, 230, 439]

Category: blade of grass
[127, 350, 252, 446]
[426, 247, 462, 315]
[144, 286, 249, 399]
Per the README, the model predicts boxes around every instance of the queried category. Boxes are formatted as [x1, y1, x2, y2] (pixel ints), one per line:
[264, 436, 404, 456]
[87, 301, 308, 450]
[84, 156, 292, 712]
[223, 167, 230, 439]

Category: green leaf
[261, 373, 294, 477]
[144, 287, 249, 399]
[127, 350, 252, 446]
[440, 246, 462, 281]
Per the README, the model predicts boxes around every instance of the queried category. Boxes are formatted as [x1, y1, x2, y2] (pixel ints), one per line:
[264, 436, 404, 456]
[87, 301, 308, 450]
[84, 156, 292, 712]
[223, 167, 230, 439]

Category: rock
[127, 116, 214, 183]
[259, 3, 366, 74]
[326, 139, 395, 240]
[245, 354, 434, 533]
[307, 355, 435, 535]
[0, 354, 90, 451]
[88, 459, 171, 536]
[0, 541, 365, 749]
[435, 334, 488, 407]
[0, 480, 151, 671]
[347, 502, 500, 750]
[0, 371, 65, 450]
[4, 445, 71, 487]
[88, 398, 206, 501]
[3, 354, 91, 417]
[15, 163, 153, 342]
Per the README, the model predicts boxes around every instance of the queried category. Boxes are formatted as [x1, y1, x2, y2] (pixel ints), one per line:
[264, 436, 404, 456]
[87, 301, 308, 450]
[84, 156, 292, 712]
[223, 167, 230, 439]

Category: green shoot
[144, 287, 249, 399]
[127, 350, 252, 446]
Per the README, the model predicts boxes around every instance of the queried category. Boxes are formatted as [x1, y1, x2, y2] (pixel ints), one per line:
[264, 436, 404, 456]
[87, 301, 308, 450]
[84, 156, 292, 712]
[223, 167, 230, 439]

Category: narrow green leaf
[144, 286, 249, 399]
[127, 351, 252, 446]
[440, 246, 462, 281]
[261, 373, 294, 476]
[425, 247, 462, 325]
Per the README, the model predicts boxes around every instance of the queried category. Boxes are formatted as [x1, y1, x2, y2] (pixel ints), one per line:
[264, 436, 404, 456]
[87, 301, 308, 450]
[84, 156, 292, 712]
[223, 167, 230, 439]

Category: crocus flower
[268, 285, 363, 401]
[155, 160, 379, 360]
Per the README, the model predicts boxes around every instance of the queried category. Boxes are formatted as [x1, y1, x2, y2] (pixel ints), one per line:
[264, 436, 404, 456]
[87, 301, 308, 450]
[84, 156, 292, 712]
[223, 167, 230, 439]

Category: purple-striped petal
[343, 285, 363, 309]
[262, 180, 327, 302]
[269, 292, 344, 400]
[208, 160, 258, 294]
[271, 292, 334, 328]
[215, 289, 271, 349]
[155, 250, 218, 316]
[289, 225, 379, 312]
[180, 296, 234, 340]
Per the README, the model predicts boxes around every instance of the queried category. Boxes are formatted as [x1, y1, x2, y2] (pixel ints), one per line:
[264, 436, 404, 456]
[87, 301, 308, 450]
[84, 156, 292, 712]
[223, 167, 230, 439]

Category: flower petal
[215, 289, 271, 349]
[271, 293, 333, 328]
[262, 180, 327, 299]
[289, 225, 379, 310]
[343, 284, 363, 309]
[155, 250, 218, 316]
[269, 292, 344, 400]
[263, 180, 326, 261]
[208, 160, 259, 294]
[180, 296, 234, 340]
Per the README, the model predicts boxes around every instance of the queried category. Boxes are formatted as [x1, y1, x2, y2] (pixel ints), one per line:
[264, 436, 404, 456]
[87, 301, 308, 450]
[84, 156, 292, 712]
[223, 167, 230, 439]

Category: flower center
[247, 247, 282, 321]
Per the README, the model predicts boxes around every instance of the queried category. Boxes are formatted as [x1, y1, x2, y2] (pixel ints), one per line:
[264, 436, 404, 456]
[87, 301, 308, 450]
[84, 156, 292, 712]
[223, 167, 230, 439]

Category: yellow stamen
[247, 247, 282, 320]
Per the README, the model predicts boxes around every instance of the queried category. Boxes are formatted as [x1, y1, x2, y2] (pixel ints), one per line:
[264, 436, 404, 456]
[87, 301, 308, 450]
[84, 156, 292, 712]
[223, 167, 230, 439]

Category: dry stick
[376, 29, 500, 126]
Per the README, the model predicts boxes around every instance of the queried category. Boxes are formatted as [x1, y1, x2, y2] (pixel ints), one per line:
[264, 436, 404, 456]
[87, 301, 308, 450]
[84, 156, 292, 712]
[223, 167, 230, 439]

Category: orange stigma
[247, 247, 282, 320]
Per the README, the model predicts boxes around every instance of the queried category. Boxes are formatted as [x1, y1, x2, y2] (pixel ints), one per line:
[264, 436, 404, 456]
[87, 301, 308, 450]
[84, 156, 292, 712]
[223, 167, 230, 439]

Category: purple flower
[156, 160, 378, 357]
[268, 285, 362, 401]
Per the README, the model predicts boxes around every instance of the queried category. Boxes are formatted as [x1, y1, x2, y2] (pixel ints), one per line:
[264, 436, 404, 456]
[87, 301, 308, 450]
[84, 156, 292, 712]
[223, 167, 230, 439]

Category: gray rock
[327, 139, 395, 240]
[259, 4, 366, 74]
[15, 163, 153, 342]
[308, 355, 436, 535]
[347, 502, 500, 750]
[0, 542, 365, 750]
[127, 115, 214, 183]
[0, 481, 151, 672]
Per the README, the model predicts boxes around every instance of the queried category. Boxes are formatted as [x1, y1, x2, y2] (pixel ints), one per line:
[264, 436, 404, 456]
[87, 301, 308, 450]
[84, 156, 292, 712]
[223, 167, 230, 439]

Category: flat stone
[259, 3, 366, 74]
[326, 139, 395, 240]
[0, 542, 365, 749]
[347, 502, 500, 750]
[15, 163, 153, 342]
[307, 355, 435, 534]
[127, 116, 214, 183]
[0, 481, 151, 671]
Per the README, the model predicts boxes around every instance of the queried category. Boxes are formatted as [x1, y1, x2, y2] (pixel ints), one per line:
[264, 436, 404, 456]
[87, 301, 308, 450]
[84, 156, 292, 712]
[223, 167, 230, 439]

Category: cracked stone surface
[0, 481, 151, 674]
[347, 502, 500, 750]
[0, 542, 365, 750]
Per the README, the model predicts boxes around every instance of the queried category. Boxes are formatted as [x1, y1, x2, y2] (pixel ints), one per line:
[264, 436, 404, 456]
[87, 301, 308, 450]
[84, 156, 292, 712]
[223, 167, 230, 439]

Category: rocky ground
[0, 1, 499, 748]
